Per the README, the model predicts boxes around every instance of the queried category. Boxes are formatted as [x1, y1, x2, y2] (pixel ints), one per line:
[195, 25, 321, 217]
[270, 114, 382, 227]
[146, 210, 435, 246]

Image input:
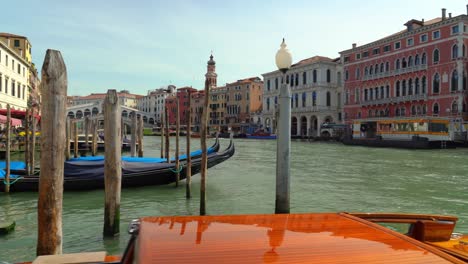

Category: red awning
[0, 109, 40, 121]
[0, 115, 22, 126]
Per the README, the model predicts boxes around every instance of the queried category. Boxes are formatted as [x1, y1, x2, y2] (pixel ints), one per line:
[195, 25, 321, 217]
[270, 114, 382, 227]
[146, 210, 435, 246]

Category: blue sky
[3, 0, 467, 95]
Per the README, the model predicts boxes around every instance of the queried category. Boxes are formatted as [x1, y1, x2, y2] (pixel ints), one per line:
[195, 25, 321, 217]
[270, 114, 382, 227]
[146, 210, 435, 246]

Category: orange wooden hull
[120, 213, 464, 263]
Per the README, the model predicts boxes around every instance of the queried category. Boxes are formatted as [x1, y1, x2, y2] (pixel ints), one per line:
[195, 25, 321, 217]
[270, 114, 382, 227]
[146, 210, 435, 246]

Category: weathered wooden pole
[30, 110, 37, 175]
[130, 112, 137, 157]
[175, 97, 180, 187]
[73, 121, 78, 158]
[160, 111, 164, 159]
[186, 91, 192, 198]
[165, 106, 170, 161]
[137, 115, 144, 157]
[4, 105, 11, 193]
[65, 117, 71, 160]
[84, 116, 89, 155]
[92, 119, 97, 156]
[37, 49, 67, 255]
[24, 109, 30, 174]
[103, 89, 122, 237]
[200, 79, 210, 215]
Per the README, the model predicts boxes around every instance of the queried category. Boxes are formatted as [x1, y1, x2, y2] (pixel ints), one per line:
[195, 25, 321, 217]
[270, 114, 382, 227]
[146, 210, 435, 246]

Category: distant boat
[246, 131, 277, 139]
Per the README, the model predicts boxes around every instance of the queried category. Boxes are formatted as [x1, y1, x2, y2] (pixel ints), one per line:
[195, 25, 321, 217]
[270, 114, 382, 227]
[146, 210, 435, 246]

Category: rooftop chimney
[449, 13, 452, 18]
[442, 8, 446, 20]
[352, 43, 357, 49]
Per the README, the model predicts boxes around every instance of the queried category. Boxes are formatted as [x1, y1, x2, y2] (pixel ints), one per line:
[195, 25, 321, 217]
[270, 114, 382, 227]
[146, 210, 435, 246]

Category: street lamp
[275, 38, 292, 214]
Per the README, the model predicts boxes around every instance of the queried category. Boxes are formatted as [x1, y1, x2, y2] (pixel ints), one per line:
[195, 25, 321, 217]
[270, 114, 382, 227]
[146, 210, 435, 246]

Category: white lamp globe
[275, 38, 292, 72]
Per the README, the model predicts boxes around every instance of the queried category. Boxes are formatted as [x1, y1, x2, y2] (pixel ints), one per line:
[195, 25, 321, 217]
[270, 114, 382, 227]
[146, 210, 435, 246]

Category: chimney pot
[352, 43, 357, 49]
[442, 8, 446, 20]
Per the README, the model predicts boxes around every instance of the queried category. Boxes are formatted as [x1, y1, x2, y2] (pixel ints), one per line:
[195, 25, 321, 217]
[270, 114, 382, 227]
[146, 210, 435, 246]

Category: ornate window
[451, 70, 458, 91]
[433, 49, 440, 63]
[433, 73, 440, 93]
[433, 103, 439, 115]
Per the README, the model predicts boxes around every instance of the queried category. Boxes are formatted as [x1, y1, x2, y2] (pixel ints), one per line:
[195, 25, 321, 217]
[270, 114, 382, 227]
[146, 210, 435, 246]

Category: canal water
[1, 137, 468, 262]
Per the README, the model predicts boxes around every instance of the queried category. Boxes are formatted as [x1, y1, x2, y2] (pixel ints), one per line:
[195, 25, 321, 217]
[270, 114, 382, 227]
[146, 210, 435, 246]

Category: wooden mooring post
[65, 117, 71, 160]
[84, 116, 89, 156]
[24, 109, 30, 175]
[92, 119, 97, 156]
[160, 111, 164, 159]
[30, 110, 37, 175]
[130, 113, 137, 157]
[4, 105, 11, 193]
[103, 89, 122, 237]
[165, 106, 170, 161]
[73, 121, 78, 158]
[186, 92, 192, 198]
[175, 97, 180, 187]
[137, 115, 144, 157]
[37, 49, 67, 255]
[200, 79, 210, 215]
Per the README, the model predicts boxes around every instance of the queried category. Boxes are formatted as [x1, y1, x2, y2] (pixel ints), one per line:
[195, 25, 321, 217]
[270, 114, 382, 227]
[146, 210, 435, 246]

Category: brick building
[165, 87, 197, 125]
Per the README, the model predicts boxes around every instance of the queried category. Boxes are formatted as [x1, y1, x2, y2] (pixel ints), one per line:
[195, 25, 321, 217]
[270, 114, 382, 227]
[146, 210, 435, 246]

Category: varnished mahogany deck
[134, 213, 464, 263]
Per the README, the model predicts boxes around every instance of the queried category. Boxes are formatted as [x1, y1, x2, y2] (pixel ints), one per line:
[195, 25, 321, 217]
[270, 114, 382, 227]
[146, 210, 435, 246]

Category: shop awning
[0, 115, 22, 126]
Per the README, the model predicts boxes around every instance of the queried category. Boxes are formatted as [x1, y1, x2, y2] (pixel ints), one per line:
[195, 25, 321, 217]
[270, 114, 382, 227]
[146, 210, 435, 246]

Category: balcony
[361, 94, 428, 106]
[361, 64, 428, 81]
[291, 106, 336, 113]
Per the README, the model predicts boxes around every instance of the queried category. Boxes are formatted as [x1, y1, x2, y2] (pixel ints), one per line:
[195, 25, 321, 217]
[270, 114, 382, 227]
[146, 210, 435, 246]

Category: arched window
[374, 64, 379, 74]
[433, 103, 439, 115]
[395, 59, 400, 70]
[355, 68, 360, 79]
[326, 91, 331, 106]
[364, 89, 368, 101]
[386, 85, 390, 98]
[415, 78, 420, 95]
[313, 70, 317, 83]
[401, 107, 406, 116]
[275, 78, 278, 89]
[380, 63, 384, 73]
[274, 96, 278, 105]
[417, 105, 421, 115]
[267, 80, 271, 91]
[422, 53, 427, 64]
[266, 98, 270, 111]
[286, 75, 290, 84]
[290, 74, 294, 86]
[402, 57, 407, 68]
[422, 76, 427, 94]
[415, 54, 420, 65]
[364, 67, 369, 76]
[295, 73, 299, 86]
[452, 44, 458, 59]
[369, 66, 373, 75]
[312, 92, 316, 106]
[433, 49, 440, 63]
[395, 108, 400, 117]
[368, 109, 373, 117]
[375, 109, 379, 117]
[452, 70, 458, 91]
[422, 104, 427, 115]
[385, 62, 390, 72]
[408, 78, 413, 95]
[411, 105, 416, 116]
[402, 80, 407, 96]
[433, 73, 440, 93]
[452, 101, 458, 113]
[396, 81, 401, 97]
[408, 56, 413, 67]
[302, 72, 307, 85]
[295, 93, 299, 108]
[326, 69, 331, 82]
[302, 92, 306, 107]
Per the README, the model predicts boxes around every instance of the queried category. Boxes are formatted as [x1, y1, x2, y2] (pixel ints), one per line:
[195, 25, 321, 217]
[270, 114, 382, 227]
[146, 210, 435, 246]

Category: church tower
[205, 53, 217, 88]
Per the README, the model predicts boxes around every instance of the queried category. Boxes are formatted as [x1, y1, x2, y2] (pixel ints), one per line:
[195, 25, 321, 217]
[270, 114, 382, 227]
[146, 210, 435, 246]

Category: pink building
[165, 87, 197, 125]
[341, 7, 468, 125]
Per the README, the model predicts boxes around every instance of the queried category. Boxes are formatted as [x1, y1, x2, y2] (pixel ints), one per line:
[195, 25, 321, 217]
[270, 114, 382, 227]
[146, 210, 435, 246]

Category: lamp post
[275, 38, 292, 214]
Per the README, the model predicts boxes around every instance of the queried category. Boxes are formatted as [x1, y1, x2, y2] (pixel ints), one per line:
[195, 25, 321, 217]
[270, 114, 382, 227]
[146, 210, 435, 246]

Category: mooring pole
[84, 116, 89, 155]
[200, 79, 210, 215]
[92, 119, 97, 156]
[4, 104, 11, 193]
[175, 96, 180, 187]
[103, 89, 122, 237]
[65, 117, 71, 160]
[186, 91, 192, 198]
[137, 115, 144, 157]
[24, 108, 30, 175]
[160, 110, 164, 159]
[30, 110, 37, 175]
[37, 49, 67, 255]
[165, 106, 170, 161]
[130, 112, 137, 157]
[73, 121, 78, 158]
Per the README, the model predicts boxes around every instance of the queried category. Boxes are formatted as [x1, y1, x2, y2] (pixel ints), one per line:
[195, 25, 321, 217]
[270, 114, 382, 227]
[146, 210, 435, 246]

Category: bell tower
[205, 53, 217, 88]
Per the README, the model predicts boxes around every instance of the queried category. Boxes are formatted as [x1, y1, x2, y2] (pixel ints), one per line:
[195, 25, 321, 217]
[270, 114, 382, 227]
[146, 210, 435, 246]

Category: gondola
[1, 140, 234, 192]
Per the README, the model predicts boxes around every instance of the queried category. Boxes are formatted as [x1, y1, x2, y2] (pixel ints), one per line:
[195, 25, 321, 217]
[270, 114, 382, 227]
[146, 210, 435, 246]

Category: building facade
[341, 8, 468, 126]
[137, 85, 176, 124]
[262, 56, 343, 137]
[209, 86, 227, 131]
[165, 87, 197, 125]
[225, 77, 264, 133]
[0, 37, 30, 110]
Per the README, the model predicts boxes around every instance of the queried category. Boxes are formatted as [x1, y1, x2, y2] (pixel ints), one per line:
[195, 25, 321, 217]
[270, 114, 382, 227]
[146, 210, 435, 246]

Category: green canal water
[1, 137, 468, 262]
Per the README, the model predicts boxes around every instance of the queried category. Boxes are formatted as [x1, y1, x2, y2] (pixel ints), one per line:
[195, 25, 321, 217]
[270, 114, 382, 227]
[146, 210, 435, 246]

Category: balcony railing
[361, 64, 428, 81]
[361, 94, 428, 106]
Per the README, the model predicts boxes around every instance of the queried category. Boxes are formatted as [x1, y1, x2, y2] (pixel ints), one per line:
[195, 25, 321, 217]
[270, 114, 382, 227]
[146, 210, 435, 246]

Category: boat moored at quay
[343, 116, 467, 149]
